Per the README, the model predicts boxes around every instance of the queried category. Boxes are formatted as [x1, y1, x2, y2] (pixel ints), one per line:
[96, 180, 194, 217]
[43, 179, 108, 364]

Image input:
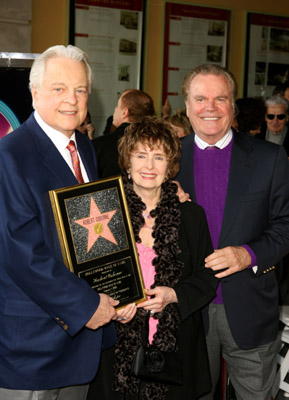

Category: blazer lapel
[42, 144, 78, 187]
[27, 115, 80, 187]
[219, 134, 255, 247]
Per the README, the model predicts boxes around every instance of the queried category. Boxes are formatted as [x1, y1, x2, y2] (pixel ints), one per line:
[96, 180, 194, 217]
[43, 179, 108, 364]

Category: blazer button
[63, 324, 68, 330]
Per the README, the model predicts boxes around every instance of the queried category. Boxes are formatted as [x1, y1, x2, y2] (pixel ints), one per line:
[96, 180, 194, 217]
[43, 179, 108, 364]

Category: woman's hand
[116, 303, 137, 324]
[137, 287, 178, 314]
[172, 180, 191, 203]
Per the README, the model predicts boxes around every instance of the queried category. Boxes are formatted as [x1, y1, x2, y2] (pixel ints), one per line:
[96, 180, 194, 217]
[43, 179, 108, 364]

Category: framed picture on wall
[244, 12, 289, 98]
[69, 0, 145, 137]
[162, 3, 231, 113]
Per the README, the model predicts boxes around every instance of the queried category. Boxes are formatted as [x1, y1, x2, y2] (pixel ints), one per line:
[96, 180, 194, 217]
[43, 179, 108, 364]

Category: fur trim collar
[112, 180, 183, 399]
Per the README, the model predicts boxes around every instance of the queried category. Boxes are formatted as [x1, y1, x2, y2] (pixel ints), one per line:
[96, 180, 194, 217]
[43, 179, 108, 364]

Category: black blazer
[255, 129, 289, 156]
[92, 123, 130, 178]
[171, 202, 217, 399]
[177, 131, 289, 349]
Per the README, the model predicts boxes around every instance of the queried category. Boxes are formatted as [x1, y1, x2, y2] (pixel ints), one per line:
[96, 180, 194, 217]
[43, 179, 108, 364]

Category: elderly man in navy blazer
[0, 45, 118, 400]
[177, 63, 289, 400]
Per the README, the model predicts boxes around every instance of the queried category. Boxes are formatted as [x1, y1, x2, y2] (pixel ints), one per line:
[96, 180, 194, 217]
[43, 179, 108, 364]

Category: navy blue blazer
[0, 114, 115, 390]
[177, 131, 289, 349]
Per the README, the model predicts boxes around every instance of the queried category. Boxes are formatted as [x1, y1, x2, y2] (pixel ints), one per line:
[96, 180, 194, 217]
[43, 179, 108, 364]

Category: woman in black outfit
[87, 116, 217, 400]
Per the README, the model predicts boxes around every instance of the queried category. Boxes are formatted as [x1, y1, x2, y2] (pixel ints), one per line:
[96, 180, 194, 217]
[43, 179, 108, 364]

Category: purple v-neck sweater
[193, 141, 233, 303]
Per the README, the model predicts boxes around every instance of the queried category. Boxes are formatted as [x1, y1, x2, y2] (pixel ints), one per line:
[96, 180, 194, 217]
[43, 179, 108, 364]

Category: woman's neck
[133, 186, 161, 213]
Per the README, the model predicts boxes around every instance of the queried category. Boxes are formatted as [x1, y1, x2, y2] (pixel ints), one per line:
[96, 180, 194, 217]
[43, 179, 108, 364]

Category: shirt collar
[34, 110, 76, 152]
[194, 129, 233, 149]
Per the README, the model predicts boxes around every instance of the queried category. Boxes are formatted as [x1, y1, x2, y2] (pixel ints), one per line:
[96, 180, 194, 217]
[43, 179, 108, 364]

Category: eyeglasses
[266, 114, 286, 120]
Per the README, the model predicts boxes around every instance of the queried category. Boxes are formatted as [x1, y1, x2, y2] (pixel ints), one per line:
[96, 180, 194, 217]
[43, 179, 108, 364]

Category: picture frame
[69, 0, 145, 135]
[49, 175, 146, 309]
[162, 3, 231, 111]
[244, 12, 289, 98]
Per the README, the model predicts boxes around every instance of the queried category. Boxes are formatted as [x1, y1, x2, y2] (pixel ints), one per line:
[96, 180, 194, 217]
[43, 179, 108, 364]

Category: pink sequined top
[136, 242, 158, 344]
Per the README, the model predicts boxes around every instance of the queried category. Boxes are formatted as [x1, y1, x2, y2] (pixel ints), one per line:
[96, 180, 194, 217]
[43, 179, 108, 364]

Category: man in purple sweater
[177, 63, 289, 400]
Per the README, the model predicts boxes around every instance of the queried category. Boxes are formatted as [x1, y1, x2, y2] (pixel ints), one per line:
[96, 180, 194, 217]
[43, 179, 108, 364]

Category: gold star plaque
[49, 176, 146, 308]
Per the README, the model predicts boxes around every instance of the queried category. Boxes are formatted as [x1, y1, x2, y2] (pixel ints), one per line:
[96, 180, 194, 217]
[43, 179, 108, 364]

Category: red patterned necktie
[67, 140, 84, 184]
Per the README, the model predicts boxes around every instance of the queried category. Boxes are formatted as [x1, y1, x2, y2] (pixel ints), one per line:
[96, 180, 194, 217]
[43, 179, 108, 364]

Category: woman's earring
[127, 171, 131, 180]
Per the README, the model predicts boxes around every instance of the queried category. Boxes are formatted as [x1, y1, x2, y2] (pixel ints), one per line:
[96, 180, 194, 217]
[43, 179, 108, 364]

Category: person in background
[255, 95, 289, 155]
[0, 45, 118, 400]
[272, 80, 289, 101]
[235, 97, 266, 136]
[177, 63, 289, 400]
[161, 97, 172, 118]
[92, 89, 155, 178]
[102, 114, 116, 135]
[77, 110, 95, 140]
[87, 116, 217, 400]
[255, 95, 289, 307]
[164, 109, 192, 138]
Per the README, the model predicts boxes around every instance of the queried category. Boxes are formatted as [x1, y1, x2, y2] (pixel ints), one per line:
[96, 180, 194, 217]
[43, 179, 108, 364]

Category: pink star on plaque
[75, 197, 117, 253]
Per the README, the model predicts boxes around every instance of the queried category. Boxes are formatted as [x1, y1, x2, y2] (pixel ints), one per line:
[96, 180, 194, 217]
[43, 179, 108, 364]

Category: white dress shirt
[34, 111, 89, 183]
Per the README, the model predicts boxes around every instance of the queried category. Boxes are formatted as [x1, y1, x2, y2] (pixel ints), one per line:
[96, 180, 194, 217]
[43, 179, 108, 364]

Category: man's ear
[122, 107, 129, 120]
[185, 101, 189, 117]
[31, 86, 38, 105]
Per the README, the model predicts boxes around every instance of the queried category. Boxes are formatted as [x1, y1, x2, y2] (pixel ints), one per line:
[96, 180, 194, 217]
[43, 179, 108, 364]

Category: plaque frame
[49, 175, 146, 309]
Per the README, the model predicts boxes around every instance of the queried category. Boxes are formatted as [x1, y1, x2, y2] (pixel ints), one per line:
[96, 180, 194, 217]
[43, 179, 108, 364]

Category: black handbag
[130, 314, 183, 385]
[131, 344, 183, 385]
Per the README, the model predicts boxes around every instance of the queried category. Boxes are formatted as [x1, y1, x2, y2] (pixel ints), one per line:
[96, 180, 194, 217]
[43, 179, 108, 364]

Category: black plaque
[49, 176, 146, 308]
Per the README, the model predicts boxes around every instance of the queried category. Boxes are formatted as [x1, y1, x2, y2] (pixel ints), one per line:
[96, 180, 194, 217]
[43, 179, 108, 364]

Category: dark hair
[272, 81, 289, 97]
[121, 89, 155, 122]
[118, 116, 181, 179]
[182, 63, 237, 103]
[235, 97, 266, 133]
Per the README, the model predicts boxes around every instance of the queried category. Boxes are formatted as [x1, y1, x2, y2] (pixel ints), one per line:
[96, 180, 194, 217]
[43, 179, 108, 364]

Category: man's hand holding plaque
[86, 293, 119, 330]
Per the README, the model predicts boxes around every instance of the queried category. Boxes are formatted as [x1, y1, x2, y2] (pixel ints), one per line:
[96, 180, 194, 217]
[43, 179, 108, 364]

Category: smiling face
[185, 73, 234, 144]
[265, 104, 288, 134]
[31, 57, 89, 138]
[129, 142, 169, 198]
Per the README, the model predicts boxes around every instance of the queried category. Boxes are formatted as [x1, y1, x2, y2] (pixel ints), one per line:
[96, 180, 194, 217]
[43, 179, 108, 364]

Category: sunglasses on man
[266, 114, 287, 120]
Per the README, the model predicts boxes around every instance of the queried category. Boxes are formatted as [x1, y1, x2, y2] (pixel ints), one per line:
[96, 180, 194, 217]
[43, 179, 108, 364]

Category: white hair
[29, 45, 93, 98]
[265, 95, 289, 114]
